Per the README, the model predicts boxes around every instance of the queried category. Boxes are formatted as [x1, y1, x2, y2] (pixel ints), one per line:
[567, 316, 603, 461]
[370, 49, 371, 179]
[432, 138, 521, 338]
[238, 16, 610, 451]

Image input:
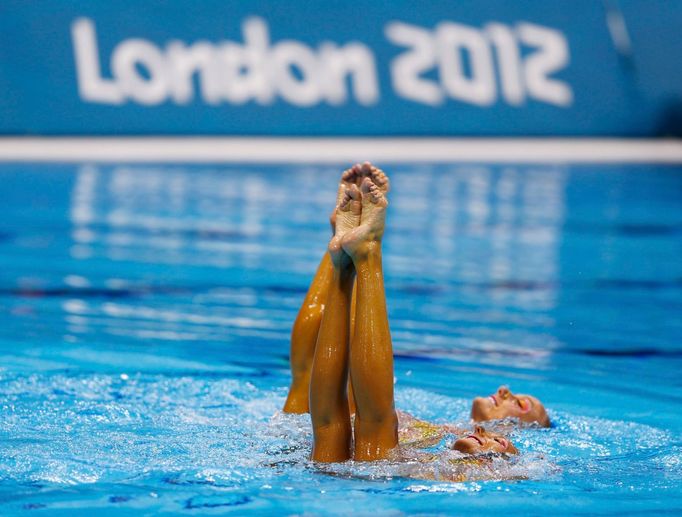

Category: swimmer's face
[453, 425, 518, 455]
[471, 386, 550, 427]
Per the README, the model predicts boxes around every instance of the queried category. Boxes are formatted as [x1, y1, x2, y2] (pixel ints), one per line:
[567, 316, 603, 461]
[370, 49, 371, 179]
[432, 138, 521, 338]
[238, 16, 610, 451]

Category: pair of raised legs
[283, 163, 398, 462]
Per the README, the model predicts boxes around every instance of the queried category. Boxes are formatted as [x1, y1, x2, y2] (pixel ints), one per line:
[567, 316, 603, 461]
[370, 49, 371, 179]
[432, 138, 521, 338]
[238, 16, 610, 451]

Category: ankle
[350, 242, 382, 266]
[331, 261, 355, 282]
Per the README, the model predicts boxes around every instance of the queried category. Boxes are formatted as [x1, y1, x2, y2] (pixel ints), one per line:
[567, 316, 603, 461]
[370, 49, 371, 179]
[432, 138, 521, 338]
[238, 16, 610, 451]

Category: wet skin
[309, 163, 398, 462]
[286, 164, 531, 463]
[284, 163, 388, 415]
[453, 425, 519, 455]
[471, 386, 550, 427]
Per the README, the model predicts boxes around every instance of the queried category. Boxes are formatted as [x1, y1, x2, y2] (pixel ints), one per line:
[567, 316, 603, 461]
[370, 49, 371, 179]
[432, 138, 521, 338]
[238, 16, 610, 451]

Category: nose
[497, 386, 511, 399]
[474, 425, 485, 434]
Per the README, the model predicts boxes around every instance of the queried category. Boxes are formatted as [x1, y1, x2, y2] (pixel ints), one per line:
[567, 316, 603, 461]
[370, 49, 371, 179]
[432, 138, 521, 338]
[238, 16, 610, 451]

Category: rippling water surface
[1, 163, 681, 513]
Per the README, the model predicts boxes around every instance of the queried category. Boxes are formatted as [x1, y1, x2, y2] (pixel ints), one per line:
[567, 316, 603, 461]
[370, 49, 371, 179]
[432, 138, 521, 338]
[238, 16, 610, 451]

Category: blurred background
[0, 0, 681, 136]
[1, 1, 681, 514]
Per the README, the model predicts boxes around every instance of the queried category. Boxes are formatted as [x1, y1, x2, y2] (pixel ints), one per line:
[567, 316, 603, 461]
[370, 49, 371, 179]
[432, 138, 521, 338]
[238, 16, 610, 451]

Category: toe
[361, 179, 385, 205]
[347, 184, 362, 215]
[360, 162, 373, 177]
[360, 177, 374, 195]
[368, 183, 381, 203]
[340, 184, 362, 211]
[376, 173, 389, 190]
[367, 164, 390, 193]
[342, 167, 357, 185]
[367, 181, 388, 208]
[338, 188, 353, 211]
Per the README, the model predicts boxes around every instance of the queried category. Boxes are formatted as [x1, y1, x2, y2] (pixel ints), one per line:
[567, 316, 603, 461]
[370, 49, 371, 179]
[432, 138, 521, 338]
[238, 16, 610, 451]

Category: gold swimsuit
[399, 418, 445, 448]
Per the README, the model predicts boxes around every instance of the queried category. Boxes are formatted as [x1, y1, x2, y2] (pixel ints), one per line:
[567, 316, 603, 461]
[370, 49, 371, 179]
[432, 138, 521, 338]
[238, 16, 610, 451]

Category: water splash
[1, 373, 678, 504]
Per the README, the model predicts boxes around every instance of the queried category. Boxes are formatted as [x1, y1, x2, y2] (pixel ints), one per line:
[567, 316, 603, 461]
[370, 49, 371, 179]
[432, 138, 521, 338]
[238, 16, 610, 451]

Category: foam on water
[1, 162, 681, 513]
[1, 372, 679, 512]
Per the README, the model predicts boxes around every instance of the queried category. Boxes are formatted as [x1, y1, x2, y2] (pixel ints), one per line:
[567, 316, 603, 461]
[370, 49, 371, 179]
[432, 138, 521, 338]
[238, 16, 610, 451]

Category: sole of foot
[341, 178, 388, 261]
[329, 184, 362, 268]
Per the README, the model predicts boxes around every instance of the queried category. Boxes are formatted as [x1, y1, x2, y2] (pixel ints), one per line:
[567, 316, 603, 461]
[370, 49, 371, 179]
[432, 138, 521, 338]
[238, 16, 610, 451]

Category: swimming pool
[1, 162, 681, 513]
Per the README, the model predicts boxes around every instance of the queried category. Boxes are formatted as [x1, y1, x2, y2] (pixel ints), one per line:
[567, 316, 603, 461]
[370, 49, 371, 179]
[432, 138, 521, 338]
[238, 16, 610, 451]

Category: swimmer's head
[471, 386, 550, 427]
[452, 425, 518, 455]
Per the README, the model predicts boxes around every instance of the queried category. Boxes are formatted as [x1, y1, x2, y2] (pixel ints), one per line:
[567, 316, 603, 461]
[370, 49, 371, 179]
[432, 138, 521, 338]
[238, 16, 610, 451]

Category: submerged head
[452, 425, 518, 455]
[471, 386, 550, 427]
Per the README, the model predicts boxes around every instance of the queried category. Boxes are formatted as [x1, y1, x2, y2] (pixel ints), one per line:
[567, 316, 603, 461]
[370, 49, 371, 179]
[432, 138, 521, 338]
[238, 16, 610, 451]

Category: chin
[522, 411, 550, 427]
[519, 413, 537, 424]
[453, 440, 477, 454]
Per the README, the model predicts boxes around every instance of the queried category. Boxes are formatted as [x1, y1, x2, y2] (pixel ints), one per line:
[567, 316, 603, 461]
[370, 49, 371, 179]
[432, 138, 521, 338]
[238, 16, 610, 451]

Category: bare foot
[341, 178, 388, 261]
[329, 166, 362, 232]
[329, 162, 388, 232]
[341, 162, 390, 193]
[358, 162, 390, 194]
[328, 185, 361, 269]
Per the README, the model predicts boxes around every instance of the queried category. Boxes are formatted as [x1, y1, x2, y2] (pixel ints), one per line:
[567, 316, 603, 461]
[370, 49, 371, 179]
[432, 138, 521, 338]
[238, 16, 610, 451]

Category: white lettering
[385, 21, 443, 106]
[485, 23, 524, 105]
[271, 41, 321, 107]
[72, 16, 379, 108]
[319, 43, 379, 106]
[436, 22, 496, 106]
[387, 19, 572, 108]
[71, 16, 573, 110]
[71, 18, 124, 104]
[219, 17, 274, 105]
[112, 39, 169, 105]
[517, 22, 573, 106]
[167, 41, 222, 105]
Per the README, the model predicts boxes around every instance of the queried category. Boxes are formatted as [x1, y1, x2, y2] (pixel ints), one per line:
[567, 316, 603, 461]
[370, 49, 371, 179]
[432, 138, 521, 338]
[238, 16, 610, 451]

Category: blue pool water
[0, 162, 681, 514]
